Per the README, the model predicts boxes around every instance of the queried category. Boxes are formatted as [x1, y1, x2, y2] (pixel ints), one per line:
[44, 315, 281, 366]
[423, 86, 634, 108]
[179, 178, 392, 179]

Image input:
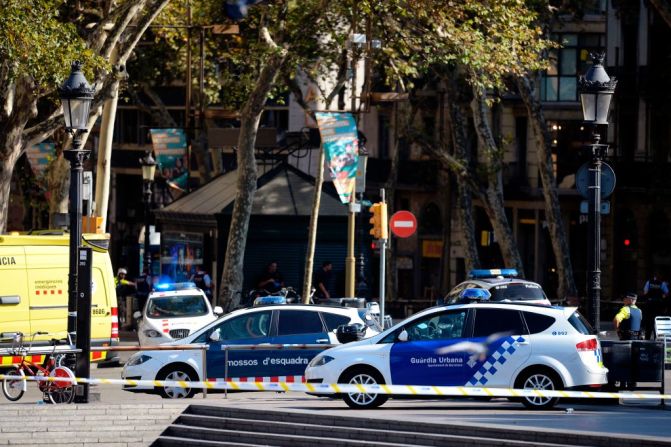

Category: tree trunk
[471, 87, 525, 274]
[444, 80, 480, 271]
[516, 74, 577, 298]
[94, 77, 120, 231]
[218, 31, 287, 311]
[302, 147, 326, 302]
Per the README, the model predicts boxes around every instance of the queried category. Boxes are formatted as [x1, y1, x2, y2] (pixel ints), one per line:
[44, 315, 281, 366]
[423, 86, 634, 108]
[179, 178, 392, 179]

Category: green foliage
[0, 0, 101, 92]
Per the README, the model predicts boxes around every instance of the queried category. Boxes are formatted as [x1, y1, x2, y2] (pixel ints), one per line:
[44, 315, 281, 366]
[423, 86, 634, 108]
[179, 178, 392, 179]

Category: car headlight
[308, 355, 334, 368]
[143, 329, 162, 338]
[126, 354, 152, 366]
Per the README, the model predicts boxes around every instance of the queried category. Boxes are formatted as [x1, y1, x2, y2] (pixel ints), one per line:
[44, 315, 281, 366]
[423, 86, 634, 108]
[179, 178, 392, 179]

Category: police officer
[613, 292, 642, 340]
[135, 269, 151, 317]
[115, 268, 136, 328]
[642, 272, 669, 339]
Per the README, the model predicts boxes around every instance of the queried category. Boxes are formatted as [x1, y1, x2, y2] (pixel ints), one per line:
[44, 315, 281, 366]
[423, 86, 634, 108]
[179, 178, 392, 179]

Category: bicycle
[2, 332, 76, 404]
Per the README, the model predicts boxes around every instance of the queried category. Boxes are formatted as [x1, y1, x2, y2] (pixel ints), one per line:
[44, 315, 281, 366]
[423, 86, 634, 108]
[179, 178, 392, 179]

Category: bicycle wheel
[46, 366, 75, 404]
[2, 368, 26, 401]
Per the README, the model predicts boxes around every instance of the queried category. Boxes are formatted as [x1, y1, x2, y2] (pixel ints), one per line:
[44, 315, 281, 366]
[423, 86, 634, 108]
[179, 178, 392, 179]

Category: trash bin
[632, 340, 664, 382]
[601, 340, 633, 383]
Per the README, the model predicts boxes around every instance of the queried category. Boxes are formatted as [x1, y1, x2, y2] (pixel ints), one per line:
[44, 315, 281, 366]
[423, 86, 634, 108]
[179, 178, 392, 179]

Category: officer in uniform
[613, 292, 642, 341]
[190, 266, 213, 300]
[642, 272, 668, 339]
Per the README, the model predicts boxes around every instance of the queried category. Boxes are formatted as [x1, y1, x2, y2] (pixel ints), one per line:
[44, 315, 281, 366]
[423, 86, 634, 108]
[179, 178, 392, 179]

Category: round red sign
[389, 211, 417, 238]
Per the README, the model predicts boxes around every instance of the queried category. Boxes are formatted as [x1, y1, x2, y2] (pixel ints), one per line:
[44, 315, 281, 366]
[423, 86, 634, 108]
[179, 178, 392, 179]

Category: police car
[440, 269, 551, 306]
[304, 288, 607, 410]
[135, 282, 223, 346]
[122, 304, 381, 398]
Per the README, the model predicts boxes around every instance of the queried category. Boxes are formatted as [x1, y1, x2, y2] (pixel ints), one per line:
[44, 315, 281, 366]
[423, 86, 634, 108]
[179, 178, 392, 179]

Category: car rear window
[522, 312, 556, 334]
[568, 311, 595, 335]
[490, 283, 547, 302]
[321, 312, 351, 331]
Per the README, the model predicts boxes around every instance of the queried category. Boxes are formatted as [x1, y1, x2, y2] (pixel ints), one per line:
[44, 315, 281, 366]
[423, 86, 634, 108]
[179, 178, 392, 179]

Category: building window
[541, 33, 605, 102]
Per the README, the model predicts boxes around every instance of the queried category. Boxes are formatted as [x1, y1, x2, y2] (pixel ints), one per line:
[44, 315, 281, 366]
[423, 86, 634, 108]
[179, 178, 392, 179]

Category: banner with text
[315, 112, 359, 204]
[149, 128, 188, 191]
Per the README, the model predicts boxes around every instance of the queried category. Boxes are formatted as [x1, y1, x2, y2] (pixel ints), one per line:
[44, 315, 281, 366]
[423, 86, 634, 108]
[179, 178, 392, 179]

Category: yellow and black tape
[0, 374, 668, 400]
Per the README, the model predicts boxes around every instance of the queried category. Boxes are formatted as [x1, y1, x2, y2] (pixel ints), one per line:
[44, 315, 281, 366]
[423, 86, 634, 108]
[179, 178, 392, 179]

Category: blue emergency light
[468, 269, 518, 279]
[459, 288, 491, 301]
[253, 295, 287, 306]
[154, 282, 197, 291]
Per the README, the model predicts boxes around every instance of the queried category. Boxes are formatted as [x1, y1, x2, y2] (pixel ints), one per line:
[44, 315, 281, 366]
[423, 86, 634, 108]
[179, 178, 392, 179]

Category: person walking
[613, 292, 643, 341]
[642, 271, 668, 339]
[313, 261, 334, 303]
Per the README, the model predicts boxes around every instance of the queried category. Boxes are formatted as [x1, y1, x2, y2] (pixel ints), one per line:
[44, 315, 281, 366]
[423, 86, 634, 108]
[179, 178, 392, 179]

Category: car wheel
[515, 368, 562, 410]
[156, 364, 198, 399]
[340, 367, 388, 409]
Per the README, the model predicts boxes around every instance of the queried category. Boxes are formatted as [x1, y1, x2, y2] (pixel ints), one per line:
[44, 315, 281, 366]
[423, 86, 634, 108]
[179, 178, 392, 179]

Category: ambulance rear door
[0, 246, 30, 341]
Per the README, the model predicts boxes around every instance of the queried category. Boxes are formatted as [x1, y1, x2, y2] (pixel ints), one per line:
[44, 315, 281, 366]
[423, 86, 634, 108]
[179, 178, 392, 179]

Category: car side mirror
[209, 331, 221, 342]
[133, 311, 142, 320]
[397, 329, 408, 342]
[213, 306, 224, 316]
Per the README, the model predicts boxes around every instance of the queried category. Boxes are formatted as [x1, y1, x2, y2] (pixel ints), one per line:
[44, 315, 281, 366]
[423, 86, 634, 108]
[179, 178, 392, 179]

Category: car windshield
[490, 283, 547, 302]
[146, 294, 208, 318]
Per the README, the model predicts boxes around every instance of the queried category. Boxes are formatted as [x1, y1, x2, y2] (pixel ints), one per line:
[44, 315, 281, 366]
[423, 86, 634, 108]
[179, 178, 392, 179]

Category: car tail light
[575, 338, 597, 351]
[111, 307, 119, 339]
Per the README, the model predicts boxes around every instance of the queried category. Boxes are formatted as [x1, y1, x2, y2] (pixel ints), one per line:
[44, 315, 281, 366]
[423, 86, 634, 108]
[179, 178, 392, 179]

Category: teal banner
[149, 128, 188, 190]
[315, 112, 359, 204]
[25, 143, 55, 177]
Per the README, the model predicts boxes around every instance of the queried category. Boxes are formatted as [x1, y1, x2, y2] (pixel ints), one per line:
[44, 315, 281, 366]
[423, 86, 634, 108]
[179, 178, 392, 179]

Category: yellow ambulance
[0, 233, 119, 365]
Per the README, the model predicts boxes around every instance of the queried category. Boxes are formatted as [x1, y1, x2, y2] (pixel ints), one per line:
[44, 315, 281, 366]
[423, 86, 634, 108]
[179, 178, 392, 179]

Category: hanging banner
[149, 128, 188, 190]
[25, 143, 55, 177]
[314, 112, 359, 204]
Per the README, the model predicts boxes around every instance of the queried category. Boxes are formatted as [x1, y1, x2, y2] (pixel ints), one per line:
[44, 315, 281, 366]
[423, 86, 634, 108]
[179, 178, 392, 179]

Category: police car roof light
[459, 288, 492, 302]
[154, 282, 197, 291]
[253, 295, 287, 306]
[468, 268, 519, 279]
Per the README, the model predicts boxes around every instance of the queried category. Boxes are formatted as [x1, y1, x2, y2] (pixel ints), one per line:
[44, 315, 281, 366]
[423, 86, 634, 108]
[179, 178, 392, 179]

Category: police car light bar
[253, 295, 287, 306]
[468, 269, 519, 279]
[154, 282, 197, 291]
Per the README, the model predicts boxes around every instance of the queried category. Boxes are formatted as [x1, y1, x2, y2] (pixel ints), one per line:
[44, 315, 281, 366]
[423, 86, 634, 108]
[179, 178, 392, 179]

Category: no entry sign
[389, 210, 417, 238]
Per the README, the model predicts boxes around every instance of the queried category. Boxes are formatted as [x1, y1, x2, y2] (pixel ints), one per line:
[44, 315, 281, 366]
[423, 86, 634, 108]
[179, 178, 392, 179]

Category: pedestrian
[115, 268, 136, 328]
[190, 266, 213, 300]
[613, 292, 642, 341]
[135, 269, 151, 317]
[257, 261, 285, 294]
[313, 261, 334, 302]
[642, 271, 669, 339]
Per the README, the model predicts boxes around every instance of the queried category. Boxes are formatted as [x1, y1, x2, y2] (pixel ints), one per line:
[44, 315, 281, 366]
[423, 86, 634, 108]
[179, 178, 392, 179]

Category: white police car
[122, 304, 381, 398]
[305, 289, 607, 409]
[135, 282, 223, 346]
[440, 269, 552, 306]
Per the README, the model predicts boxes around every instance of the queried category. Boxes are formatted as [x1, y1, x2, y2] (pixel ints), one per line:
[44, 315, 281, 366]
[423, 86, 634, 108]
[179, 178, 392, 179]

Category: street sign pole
[379, 189, 386, 328]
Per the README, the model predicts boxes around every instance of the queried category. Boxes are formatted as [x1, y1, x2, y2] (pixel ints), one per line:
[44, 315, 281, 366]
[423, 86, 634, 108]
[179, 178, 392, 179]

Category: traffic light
[369, 202, 388, 240]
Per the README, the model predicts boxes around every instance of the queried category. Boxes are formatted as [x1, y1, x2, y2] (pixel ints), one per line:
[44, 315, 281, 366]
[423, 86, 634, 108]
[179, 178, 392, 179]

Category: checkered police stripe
[1, 374, 669, 400]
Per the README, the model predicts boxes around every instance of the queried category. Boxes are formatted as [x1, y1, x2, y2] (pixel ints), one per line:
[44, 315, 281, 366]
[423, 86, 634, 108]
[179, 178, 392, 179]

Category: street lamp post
[59, 61, 94, 342]
[578, 53, 617, 332]
[59, 61, 94, 402]
[140, 151, 157, 277]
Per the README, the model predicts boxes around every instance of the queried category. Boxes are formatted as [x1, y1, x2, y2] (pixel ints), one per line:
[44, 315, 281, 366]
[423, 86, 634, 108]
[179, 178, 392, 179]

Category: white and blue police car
[123, 303, 381, 398]
[440, 269, 552, 306]
[304, 288, 607, 409]
[135, 282, 224, 346]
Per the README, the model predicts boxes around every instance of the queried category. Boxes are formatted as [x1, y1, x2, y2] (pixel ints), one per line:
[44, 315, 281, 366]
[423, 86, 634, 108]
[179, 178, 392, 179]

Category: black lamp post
[59, 61, 94, 341]
[578, 53, 617, 332]
[140, 151, 157, 277]
[356, 132, 369, 298]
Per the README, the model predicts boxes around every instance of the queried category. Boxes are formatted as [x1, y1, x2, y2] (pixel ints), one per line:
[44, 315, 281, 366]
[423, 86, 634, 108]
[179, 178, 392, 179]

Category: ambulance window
[277, 310, 324, 335]
[473, 308, 526, 337]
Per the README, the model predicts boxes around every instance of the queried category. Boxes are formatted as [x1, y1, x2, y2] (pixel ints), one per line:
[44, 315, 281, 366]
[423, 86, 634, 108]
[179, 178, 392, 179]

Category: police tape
[0, 374, 669, 400]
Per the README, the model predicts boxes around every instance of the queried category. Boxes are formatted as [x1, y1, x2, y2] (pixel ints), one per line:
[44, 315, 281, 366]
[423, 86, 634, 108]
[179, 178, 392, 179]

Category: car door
[389, 308, 470, 385]
[463, 307, 530, 387]
[265, 309, 332, 377]
[203, 309, 273, 379]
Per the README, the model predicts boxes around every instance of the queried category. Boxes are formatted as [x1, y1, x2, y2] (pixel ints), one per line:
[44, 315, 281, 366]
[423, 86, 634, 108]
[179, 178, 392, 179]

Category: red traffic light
[624, 239, 631, 247]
